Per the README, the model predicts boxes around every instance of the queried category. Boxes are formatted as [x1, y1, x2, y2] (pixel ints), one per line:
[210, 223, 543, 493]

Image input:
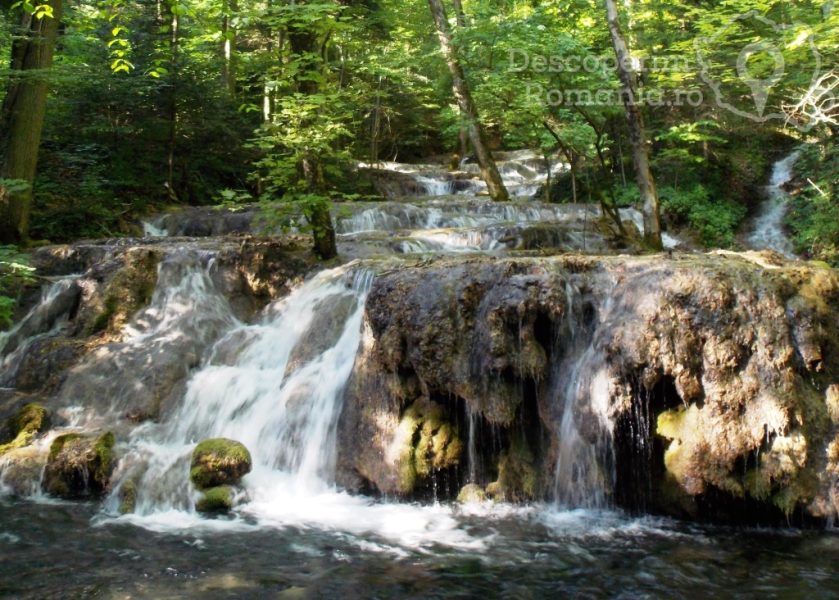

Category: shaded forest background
[0, 0, 836, 257]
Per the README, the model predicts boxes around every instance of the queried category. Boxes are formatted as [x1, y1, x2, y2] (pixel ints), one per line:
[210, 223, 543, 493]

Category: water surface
[2, 498, 836, 599]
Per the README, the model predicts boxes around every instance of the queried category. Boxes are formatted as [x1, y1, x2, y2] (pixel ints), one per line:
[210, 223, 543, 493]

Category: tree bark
[450, 0, 469, 164]
[221, 0, 237, 96]
[427, 0, 509, 201]
[605, 0, 662, 250]
[452, 0, 466, 27]
[0, 0, 63, 244]
[288, 3, 337, 260]
[165, 3, 179, 201]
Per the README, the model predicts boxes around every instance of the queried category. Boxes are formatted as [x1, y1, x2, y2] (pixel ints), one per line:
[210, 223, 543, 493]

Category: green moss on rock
[119, 480, 137, 514]
[393, 399, 463, 495]
[456, 483, 487, 504]
[43, 431, 116, 499]
[190, 438, 252, 490]
[196, 486, 234, 513]
[489, 433, 538, 502]
[0, 403, 50, 456]
[88, 249, 159, 335]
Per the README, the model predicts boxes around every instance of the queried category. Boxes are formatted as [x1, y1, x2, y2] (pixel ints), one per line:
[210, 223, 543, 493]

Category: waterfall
[551, 279, 623, 509]
[415, 175, 455, 196]
[142, 219, 169, 237]
[110, 266, 374, 515]
[618, 208, 681, 250]
[362, 151, 564, 200]
[54, 251, 238, 424]
[748, 150, 801, 258]
[553, 353, 614, 508]
[0, 277, 80, 386]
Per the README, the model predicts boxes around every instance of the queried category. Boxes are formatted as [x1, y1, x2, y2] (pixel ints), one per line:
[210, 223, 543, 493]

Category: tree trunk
[166, 4, 179, 201]
[0, 0, 63, 244]
[450, 0, 469, 164]
[221, 0, 238, 96]
[427, 0, 509, 201]
[452, 0, 466, 27]
[288, 4, 337, 260]
[605, 0, 662, 250]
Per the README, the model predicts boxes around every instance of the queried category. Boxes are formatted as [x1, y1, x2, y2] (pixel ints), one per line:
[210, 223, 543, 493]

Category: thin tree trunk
[605, 0, 662, 250]
[288, 6, 337, 259]
[451, 0, 470, 165]
[452, 0, 466, 26]
[166, 4, 179, 201]
[427, 0, 509, 201]
[618, 136, 627, 186]
[0, 0, 63, 244]
[221, 0, 238, 96]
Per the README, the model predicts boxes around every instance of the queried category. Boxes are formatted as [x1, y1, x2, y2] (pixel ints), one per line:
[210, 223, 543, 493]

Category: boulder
[195, 486, 235, 513]
[456, 483, 487, 504]
[0, 403, 50, 456]
[42, 431, 115, 499]
[0, 446, 47, 496]
[190, 438, 252, 489]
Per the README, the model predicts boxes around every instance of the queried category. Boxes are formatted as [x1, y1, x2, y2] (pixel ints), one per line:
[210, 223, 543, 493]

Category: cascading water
[110, 266, 373, 516]
[335, 200, 610, 254]
[0, 276, 80, 387]
[100, 265, 494, 551]
[748, 150, 801, 258]
[550, 279, 618, 509]
[143, 219, 169, 237]
[363, 151, 563, 200]
[53, 251, 239, 425]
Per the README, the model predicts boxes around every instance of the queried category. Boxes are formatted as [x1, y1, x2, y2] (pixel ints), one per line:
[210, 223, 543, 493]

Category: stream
[1, 151, 837, 599]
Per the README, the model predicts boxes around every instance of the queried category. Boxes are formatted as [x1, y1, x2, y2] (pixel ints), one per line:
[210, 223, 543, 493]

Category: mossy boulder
[487, 433, 538, 502]
[195, 485, 235, 513]
[88, 248, 159, 335]
[456, 483, 487, 504]
[0, 446, 47, 495]
[190, 438, 252, 490]
[42, 431, 116, 499]
[393, 398, 462, 494]
[0, 403, 50, 456]
[118, 480, 137, 514]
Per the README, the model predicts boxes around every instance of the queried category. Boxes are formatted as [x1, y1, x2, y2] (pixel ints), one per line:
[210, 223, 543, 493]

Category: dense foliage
[789, 143, 839, 265]
[0, 0, 837, 254]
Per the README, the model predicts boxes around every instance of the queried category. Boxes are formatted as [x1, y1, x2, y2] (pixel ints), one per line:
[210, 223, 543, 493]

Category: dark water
[1, 498, 837, 599]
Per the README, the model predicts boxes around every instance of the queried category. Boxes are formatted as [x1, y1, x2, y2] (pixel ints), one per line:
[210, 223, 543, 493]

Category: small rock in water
[190, 438, 252, 489]
[195, 486, 235, 513]
[118, 480, 137, 514]
[0, 403, 51, 456]
[42, 431, 115, 499]
[457, 483, 487, 504]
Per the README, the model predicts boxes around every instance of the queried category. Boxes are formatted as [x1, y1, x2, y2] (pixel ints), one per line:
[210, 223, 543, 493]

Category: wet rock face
[3, 238, 318, 425]
[338, 254, 839, 523]
[42, 432, 115, 499]
[154, 207, 260, 237]
[0, 403, 50, 456]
